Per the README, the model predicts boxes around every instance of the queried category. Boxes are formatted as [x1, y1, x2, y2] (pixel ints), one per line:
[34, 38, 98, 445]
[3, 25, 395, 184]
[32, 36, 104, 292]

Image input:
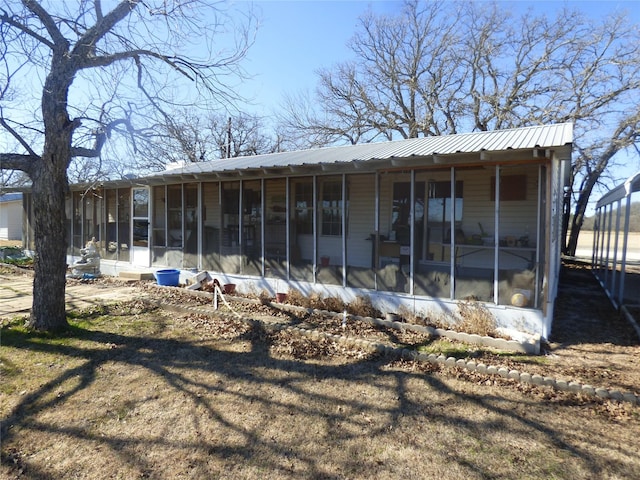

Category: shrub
[286, 288, 311, 308]
[346, 295, 381, 318]
[321, 296, 346, 313]
[456, 300, 497, 337]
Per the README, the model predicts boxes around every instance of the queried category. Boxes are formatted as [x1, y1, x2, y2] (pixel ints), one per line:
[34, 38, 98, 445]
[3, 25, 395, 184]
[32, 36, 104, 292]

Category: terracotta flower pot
[223, 283, 236, 294]
[276, 292, 287, 303]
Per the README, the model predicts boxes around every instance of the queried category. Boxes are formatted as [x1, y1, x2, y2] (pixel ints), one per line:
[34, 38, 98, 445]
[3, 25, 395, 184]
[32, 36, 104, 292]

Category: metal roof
[0, 192, 22, 203]
[596, 171, 640, 209]
[83, 123, 570, 189]
[152, 123, 573, 181]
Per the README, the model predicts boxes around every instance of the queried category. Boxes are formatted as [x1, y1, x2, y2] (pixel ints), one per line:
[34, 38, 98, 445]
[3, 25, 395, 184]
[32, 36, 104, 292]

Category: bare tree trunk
[27, 70, 73, 331]
[566, 165, 605, 256]
[566, 191, 590, 257]
[28, 161, 69, 330]
[561, 186, 572, 255]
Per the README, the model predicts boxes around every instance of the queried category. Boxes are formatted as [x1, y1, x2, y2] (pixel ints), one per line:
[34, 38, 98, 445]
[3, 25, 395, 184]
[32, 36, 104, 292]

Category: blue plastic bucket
[155, 269, 180, 286]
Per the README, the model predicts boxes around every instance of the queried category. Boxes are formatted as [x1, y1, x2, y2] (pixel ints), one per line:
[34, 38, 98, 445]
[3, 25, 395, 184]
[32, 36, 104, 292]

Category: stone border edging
[147, 294, 638, 407]
[164, 287, 540, 354]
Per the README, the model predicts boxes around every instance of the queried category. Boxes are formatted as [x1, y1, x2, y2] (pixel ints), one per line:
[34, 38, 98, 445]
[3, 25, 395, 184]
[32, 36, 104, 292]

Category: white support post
[618, 194, 632, 305]
[493, 165, 500, 305]
[534, 165, 542, 308]
[374, 171, 380, 291]
[285, 177, 291, 280]
[409, 169, 415, 296]
[313, 175, 317, 283]
[342, 173, 347, 287]
[449, 167, 456, 299]
[611, 199, 622, 299]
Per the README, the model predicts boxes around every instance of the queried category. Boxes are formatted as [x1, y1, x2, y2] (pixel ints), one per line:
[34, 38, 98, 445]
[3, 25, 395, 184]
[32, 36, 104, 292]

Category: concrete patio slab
[0, 274, 141, 319]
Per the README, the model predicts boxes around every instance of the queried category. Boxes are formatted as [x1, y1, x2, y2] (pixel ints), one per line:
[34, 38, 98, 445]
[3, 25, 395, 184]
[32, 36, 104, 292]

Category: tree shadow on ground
[1, 308, 638, 479]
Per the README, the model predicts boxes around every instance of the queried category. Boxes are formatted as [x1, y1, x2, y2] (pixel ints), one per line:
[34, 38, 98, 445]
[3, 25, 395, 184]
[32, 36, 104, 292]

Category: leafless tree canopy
[0, 0, 255, 182]
[0, 0, 255, 330]
[145, 110, 279, 167]
[277, 0, 640, 254]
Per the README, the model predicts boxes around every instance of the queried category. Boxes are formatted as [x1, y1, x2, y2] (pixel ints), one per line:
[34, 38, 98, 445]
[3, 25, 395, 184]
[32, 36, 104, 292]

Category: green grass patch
[417, 338, 477, 358]
[491, 351, 551, 365]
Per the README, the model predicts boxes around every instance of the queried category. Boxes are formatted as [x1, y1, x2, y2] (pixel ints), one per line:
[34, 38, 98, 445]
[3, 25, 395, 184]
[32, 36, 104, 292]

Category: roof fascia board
[596, 171, 640, 208]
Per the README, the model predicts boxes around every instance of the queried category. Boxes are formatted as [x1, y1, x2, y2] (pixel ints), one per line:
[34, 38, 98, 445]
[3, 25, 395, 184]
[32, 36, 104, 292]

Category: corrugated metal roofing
[147, 122, 573, 180]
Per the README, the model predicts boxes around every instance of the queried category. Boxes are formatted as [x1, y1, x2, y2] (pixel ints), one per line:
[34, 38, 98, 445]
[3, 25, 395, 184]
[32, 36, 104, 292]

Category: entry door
[131, 188, 150, 267]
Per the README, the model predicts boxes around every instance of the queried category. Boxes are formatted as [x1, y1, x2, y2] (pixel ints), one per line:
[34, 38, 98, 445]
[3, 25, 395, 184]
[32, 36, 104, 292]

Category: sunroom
[36, 123, 573, 340]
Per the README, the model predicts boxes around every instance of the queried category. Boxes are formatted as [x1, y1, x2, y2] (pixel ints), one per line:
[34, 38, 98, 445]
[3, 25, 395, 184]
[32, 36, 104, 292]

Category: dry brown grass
[286, 288, 347, 313]
[456, 300, 498, 337]
[345, 295, 381, 318]
[2, 297, 640, 480]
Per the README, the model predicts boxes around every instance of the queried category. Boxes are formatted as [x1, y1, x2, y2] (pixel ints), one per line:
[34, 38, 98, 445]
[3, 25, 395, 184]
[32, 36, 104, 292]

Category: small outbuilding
[0, 192, 23, 241]
[23, 123, 574, 341]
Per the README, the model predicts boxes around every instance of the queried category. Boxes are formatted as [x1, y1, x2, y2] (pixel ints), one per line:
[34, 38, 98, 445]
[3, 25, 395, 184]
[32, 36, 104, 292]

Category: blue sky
[237, 1, 398, 115]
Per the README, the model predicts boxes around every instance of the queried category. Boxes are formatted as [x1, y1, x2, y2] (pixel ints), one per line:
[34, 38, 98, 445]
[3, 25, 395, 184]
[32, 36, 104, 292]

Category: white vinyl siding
[0, 199, 22, 240]
[346, 174, 376, 268]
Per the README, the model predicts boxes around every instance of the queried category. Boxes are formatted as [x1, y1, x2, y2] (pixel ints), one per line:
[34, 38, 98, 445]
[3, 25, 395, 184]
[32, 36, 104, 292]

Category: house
[0, 192, 23, 241]
[22, 123, 573, 340]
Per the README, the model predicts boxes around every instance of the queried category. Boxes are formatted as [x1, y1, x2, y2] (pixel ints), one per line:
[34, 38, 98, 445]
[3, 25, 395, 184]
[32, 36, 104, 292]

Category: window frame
[320, 179, 343, 237]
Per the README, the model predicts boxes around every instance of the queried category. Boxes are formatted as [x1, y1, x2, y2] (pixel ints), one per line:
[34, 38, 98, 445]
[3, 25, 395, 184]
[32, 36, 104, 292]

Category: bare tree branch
[0, 0, 256, 331]
[70, 0, 137, 63]
[0, 152, 37, 174]
[0, 114, 40, 159]
[0, 2, 55, 48]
